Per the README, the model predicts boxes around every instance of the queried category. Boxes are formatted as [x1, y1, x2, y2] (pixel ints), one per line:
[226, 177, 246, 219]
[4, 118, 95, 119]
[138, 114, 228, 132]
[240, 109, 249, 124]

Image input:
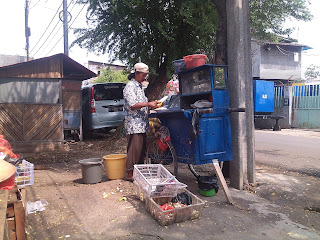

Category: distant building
[83, 60, 127, 85]
[251, 39, 309, 84]
[0, 54, 33, 67]
[87, 60, 126, 75]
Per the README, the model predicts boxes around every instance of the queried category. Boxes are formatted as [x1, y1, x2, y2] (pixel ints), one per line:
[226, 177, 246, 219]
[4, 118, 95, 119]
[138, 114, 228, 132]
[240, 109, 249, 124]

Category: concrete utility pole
[25, 0, 30, 60]
[226, 0, 255, 189]
[63, 0, 69, 56]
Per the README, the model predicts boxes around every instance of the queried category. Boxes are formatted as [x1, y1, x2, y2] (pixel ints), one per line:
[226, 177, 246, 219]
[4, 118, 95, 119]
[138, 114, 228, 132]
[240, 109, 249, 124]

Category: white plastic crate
[133, 164, 187, 198]
[15, 160, 34, 187]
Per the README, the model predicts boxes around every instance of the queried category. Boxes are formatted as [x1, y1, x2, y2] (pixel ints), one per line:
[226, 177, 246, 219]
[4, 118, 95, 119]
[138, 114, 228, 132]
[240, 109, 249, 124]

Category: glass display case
[179, 65, 227, 110]
[180, 68, 212, 95]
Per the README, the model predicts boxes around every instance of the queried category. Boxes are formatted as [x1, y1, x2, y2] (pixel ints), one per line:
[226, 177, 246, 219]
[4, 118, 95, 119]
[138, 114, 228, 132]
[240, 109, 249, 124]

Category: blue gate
[274, 85, 284, 108]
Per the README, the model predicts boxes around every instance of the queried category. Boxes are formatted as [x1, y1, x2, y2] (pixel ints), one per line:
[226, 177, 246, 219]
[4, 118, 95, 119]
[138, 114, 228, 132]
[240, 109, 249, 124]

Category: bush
[94, 67, 129, 83]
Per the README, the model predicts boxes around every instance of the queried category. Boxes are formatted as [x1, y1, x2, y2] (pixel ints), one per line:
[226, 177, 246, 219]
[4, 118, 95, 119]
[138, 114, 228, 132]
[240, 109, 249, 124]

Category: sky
[287, 0, 320, 72]
[0, 0, 319, 72]
[0, 0, 113, 67]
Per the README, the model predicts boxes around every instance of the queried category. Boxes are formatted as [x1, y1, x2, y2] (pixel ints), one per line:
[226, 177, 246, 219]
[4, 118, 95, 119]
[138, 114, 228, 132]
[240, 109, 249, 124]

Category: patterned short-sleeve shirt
[123, 79, 149, 134]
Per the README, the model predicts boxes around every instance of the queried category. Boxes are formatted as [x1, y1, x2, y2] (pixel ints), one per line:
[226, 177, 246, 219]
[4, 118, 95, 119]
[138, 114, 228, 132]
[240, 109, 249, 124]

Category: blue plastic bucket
[173, 59, 186, 73]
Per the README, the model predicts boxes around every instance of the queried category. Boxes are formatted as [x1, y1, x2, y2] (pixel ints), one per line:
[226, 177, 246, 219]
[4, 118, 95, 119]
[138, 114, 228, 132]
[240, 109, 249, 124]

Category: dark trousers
[126, 133, 146, 173]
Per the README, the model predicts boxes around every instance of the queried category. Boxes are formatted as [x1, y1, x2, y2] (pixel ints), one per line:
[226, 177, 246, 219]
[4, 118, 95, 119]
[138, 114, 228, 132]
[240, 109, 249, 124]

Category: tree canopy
[73, 0, 312, 98]
[94, 67, 129, 83]
[250, 0, 312, 41]
[305, 64, 320, 80]
[74, 0, 218, 74]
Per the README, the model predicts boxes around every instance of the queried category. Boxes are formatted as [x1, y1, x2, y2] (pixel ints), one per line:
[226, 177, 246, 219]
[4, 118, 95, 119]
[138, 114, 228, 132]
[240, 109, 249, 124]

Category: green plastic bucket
[199, 188, 216, 197]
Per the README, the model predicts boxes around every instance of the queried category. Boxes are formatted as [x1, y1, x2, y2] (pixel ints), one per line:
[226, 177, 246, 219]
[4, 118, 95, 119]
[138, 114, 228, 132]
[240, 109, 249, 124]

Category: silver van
[81, 83, 126, 133]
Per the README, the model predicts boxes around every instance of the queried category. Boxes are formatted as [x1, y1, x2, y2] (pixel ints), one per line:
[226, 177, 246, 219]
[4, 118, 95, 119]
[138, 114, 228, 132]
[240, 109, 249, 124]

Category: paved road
[255, 129, 320, 177]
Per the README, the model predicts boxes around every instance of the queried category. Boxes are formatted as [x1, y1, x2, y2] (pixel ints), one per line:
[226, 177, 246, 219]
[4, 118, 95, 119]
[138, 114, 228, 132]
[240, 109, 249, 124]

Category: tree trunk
[145, 53, 169, 101]
[212, 0, 228, 65]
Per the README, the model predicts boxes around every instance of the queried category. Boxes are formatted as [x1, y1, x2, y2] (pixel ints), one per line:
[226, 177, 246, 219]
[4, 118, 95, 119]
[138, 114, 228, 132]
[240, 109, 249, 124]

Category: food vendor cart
[148, 64, 244, 203]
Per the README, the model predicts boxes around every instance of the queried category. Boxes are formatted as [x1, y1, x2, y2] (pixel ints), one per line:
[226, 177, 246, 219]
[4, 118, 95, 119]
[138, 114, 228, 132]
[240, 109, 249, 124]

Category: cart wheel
[188, 163, 217, 179]
[145, 136, 178, 177]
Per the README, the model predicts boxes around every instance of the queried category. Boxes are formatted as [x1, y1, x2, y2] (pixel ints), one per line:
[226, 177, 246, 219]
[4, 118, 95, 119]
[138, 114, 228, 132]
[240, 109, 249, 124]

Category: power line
[29, 0, 42, 10]
[32, 0, 76, 57]
[36, 1, 78, 57]
[39, 0, 78, 56]
[276, 45, 295, 56]
[45, 3, 86, 56]
[32, 18, 62, 56]
[29, 2, 63, 54]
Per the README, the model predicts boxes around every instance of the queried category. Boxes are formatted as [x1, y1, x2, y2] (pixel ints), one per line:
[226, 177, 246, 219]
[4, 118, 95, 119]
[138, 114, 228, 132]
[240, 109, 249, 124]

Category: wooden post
[0, 190, 9, 240]
[212, 160, 234, 204]
[13, 201, 27, 240]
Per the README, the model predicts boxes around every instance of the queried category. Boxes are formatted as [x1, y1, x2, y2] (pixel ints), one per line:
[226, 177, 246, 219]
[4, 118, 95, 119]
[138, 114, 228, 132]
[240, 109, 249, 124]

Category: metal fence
[274, 86, 284, 108]
[292, 84, 320, 109]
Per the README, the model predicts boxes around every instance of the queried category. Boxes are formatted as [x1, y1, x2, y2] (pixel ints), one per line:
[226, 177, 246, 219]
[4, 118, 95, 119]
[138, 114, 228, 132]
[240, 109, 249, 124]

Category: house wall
[254, 85, 292, 129]
[252, 42, 302, 81]
[0, 103, 62, 142]
[0, 78, 60, 104]
[254, 106, 291, 129]
[62, 80, 82, 130]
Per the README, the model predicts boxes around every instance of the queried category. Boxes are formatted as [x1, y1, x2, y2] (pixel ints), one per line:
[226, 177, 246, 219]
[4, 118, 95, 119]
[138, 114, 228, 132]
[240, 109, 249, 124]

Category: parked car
[81, 83, 126, 134]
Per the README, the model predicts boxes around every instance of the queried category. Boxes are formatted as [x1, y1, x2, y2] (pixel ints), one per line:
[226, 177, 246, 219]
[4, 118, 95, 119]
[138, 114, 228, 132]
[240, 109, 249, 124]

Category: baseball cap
[133, 62, 149, 73]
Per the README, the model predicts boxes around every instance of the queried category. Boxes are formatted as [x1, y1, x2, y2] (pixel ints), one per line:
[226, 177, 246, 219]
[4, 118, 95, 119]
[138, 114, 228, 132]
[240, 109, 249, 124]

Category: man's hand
[148, 101, 158, 109]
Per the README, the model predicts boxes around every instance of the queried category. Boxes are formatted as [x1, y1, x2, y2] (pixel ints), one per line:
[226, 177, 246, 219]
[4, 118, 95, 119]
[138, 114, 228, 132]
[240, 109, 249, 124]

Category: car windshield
[94, 84, 125, 101]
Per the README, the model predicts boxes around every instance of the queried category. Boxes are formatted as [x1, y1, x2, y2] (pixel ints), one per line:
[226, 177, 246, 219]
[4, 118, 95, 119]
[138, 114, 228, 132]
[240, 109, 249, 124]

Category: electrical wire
[41, 0, 78, 56]
[32, 18, 62, 56]
[45, 3, 87, 56]
[276, 45, 295, 56]
[251, 48, 261, 57]
[32, 0, 76, 57]
[30, 2, 63, 55]
[29, 0, 42, 10]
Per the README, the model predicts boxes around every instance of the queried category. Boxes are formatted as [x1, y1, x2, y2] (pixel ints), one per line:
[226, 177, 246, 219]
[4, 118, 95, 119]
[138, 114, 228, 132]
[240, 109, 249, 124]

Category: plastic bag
[190, 100, 212, 108]
[26, 199, 49, 214]
[171, 191, 192, 205]
[197, 175, 219, 192]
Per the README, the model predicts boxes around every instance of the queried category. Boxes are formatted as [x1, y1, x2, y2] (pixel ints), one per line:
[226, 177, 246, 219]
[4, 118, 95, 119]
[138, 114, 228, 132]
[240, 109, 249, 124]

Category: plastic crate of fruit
[15, 160, 34, 187]
[133, 164, 187, 198]
[145, 189, 205, 226]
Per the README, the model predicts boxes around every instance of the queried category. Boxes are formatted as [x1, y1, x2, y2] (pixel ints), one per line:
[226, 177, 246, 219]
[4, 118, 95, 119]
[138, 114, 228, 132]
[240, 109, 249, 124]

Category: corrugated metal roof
[263, 41, 309, 48]
[0, 53, 96, 80]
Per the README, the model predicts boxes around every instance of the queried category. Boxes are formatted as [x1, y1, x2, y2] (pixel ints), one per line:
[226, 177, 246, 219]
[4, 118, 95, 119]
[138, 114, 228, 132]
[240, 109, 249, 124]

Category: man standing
[123, 63, 158, 181]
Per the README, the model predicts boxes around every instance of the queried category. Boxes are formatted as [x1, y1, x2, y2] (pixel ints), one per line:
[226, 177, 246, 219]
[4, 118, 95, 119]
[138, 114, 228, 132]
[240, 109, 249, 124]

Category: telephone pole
[25, 0, 30, 60]
[226, 0, 254, 189]
[63, 0, 69, 56]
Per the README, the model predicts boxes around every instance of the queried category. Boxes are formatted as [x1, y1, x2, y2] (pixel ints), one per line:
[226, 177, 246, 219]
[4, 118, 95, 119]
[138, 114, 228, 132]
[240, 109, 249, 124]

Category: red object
[160, 203, 174, 211]
[90, 86, 96, 113]
[0, 174, 15, 190]
[183, 54, 207, 69]
[157, 136, 171, 151]
[0, 135, 19, 159]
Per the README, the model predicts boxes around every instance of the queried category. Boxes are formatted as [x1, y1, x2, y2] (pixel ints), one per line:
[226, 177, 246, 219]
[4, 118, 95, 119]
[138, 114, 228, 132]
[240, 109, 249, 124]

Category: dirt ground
[15, 130, 320, 240]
